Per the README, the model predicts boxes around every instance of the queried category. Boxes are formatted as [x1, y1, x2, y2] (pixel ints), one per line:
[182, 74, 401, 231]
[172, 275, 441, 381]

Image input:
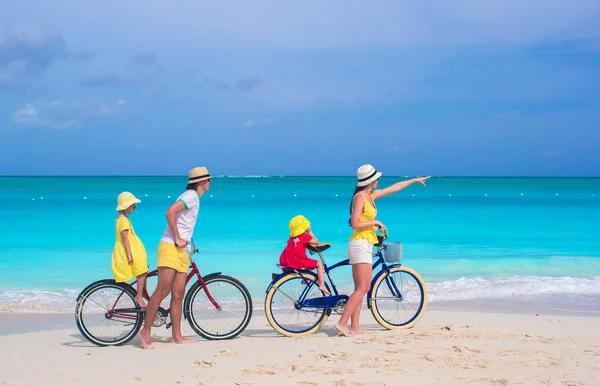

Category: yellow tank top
[349, 193, 378, 245]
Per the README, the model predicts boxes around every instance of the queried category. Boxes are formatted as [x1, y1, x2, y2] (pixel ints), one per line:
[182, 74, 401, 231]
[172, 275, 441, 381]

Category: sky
[1, 1, 599, 177]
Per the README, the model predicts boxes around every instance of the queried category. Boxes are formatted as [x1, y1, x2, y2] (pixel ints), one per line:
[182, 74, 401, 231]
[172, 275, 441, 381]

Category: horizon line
[1, 175, 600, 178]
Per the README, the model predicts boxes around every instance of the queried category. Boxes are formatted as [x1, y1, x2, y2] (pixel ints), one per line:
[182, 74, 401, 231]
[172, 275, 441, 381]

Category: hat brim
[357, 171, 382, 187]
[188, 175, 212, 183]
[116, 198, 141, 211]
[290, 224, 310, 237]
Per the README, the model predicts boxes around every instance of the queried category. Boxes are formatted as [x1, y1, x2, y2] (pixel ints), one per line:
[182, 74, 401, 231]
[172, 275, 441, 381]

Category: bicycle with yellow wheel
[264, 231, 427, 337]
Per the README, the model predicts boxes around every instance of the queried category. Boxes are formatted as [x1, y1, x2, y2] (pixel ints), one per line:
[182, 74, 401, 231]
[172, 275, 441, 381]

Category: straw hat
[188, 166, 212, 183]
[116, 192, 141, 211]
[356, 164, 382, 187]
[289, 215, 311, 237]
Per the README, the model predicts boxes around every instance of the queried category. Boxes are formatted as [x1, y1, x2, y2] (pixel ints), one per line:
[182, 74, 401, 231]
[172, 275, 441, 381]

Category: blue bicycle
[264, 233, 428, 337]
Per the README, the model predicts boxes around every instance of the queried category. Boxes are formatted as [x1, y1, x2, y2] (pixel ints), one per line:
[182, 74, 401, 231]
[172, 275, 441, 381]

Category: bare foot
[350, 327, 367, 335]
[135, 297, 147, 308]
[172, 336, 195, 344]
[139, 329, 152, 349]
[333, 322, 351, 337]
[319, 285, 331, 296]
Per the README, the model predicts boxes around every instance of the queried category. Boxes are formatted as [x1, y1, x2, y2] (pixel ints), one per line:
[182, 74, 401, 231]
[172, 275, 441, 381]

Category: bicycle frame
[105, 239, 223, 321]
[267, 241, 405, 311]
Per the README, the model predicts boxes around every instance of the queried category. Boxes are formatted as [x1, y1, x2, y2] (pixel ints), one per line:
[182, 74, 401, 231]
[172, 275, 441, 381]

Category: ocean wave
[1, 275, 600, 313]
[0, 289, 80, 313]
[426, 275, 600, 302]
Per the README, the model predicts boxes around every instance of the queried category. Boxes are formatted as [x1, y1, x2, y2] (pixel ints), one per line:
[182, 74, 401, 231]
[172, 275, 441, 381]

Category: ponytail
[348, 186, 364, 226]
[349, 186, 362, 215]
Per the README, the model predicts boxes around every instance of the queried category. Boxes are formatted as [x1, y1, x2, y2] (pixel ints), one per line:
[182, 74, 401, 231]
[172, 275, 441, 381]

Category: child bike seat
[307, 243, 331, 253]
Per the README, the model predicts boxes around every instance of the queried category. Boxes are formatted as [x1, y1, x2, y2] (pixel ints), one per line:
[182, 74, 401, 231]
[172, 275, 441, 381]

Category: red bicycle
[74, 239, 253, 346]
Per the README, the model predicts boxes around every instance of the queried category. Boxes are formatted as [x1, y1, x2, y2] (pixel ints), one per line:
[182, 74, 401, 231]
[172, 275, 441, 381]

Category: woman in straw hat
[334, 164, 430, 337]
[140, 166, 212, 349]
[112, 192, 148, 308]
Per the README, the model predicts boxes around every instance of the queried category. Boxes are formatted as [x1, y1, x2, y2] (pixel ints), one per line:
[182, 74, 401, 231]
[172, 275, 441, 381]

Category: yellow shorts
[157, 241, 190, 273]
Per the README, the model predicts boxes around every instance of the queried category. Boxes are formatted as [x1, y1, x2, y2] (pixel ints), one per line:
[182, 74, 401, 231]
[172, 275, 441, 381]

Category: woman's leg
[335, 263, 372, 337]
[139, 267, 177, 348]
[350, 264, 372, 334]
[170, 271, 194, 344]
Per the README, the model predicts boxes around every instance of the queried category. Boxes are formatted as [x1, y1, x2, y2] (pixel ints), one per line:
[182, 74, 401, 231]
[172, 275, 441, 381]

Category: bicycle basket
[383, 242, 402, 263]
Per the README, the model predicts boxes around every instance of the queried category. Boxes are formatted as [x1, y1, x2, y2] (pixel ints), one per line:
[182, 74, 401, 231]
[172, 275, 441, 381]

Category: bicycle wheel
[75, 280, 143, 346]
[184, 274, 253, 340]
[369, 266, 428, 329]
[265, 271, 329, 337]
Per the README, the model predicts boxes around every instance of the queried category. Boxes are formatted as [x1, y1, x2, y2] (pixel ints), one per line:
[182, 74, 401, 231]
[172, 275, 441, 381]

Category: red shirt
[279, 233, 318, 271]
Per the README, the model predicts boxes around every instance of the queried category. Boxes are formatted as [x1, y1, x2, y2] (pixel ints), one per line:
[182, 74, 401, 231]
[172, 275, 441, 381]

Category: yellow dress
[112, 216, 148, 282]
[349, 193, 379, 245]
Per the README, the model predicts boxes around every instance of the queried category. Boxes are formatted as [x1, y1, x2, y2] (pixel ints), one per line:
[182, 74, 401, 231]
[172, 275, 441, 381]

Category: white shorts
[347, 239, 373, 265]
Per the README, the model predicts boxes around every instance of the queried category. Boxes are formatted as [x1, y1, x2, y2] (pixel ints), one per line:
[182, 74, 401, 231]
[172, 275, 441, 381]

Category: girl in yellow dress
[112, 192, 148, 308]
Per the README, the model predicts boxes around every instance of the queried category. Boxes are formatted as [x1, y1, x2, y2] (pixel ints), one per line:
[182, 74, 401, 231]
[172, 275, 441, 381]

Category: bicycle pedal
[272, 273, 278, 280]
[165, 323, 172, 329]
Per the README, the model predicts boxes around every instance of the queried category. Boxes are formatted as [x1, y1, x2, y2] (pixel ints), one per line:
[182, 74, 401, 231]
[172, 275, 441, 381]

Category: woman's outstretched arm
[372, 176, 431, 200]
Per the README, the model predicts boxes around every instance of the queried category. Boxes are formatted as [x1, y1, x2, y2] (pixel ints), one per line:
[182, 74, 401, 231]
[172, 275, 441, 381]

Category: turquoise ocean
[1, 176, 599, 312]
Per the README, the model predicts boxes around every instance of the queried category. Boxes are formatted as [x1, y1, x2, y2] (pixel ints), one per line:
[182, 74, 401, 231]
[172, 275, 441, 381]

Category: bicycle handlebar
[375, 225, 388, 240]
[187, 239, 199, 255]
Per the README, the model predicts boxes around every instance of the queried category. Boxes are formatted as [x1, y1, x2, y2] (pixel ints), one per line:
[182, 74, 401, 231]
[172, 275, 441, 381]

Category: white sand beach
[1, 301, 599, 386]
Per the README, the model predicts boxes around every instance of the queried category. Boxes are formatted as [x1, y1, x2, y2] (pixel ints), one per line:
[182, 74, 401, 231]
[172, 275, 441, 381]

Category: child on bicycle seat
[279, 215, 330, 295]
[112, 192, 148, 308]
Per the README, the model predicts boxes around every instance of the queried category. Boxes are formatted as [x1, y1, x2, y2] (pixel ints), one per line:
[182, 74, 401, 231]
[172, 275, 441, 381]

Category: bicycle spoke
[371, 267, 426, 328]
[266, 274, 327, 335]
[187, 275, 252, 340]
[76, 282, 143, 346]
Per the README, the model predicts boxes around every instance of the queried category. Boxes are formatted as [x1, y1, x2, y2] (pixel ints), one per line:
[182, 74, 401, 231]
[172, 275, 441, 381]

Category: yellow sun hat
[116, 192, 141, 211]
[289, 215, 311, 237]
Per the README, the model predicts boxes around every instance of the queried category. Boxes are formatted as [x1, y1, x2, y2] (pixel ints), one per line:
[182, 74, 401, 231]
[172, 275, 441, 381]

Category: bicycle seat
[307, 243, 331, 253]
[375, 235, 385, 248]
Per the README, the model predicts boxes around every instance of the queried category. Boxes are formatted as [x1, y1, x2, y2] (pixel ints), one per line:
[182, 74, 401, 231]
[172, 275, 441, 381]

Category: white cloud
[46, 99, 128, 118]
[172, 122, 189, 131]
[13, 104, 80, 129]
[13, 104, 40, 125]
[541, 150, 562, 157]
[497, 110, 521, 122]
[12, 98, 131, 129]
[38, 0, 598, 50]
[242, 118, 275, 128]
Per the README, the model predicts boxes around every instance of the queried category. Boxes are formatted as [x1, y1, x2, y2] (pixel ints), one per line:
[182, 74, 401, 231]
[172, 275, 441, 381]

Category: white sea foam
[426, 276, 600, 302]
[1, 275, 600, 313]
[0, 289, 80, 313]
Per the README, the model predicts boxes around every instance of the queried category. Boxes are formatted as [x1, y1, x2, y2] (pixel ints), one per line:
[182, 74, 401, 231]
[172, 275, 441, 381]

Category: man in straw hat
[140, 166, 212, 349]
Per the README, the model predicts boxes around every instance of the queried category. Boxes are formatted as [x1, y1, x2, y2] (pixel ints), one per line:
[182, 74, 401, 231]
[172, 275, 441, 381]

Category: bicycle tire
[185, 274, 253, 340]
[264, 271, 329, 337]
[75, 280, 143, 347]
[369, 266, 428, 330]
